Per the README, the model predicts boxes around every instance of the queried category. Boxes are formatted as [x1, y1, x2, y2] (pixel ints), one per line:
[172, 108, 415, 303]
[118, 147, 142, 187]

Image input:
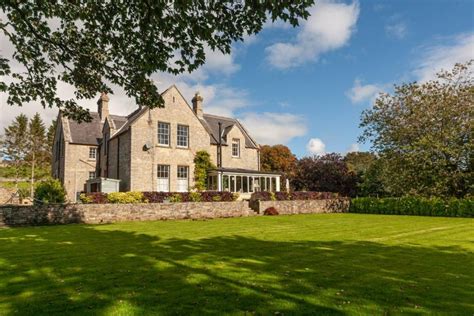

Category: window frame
[88, 171, 96, 180]
[177, 124, 189, 148]
[89, 147, 97, 160]
[177, 165, 189, 179]
[157, 122, 171, 147]
[232, 139, 240, 158]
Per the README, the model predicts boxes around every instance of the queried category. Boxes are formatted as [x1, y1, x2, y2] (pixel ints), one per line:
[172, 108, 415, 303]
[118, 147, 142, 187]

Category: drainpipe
[217, 122, 222, 168]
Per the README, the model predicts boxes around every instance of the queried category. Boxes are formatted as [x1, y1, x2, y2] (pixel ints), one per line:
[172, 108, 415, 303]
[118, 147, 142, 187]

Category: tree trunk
[30, 152, 35, 198]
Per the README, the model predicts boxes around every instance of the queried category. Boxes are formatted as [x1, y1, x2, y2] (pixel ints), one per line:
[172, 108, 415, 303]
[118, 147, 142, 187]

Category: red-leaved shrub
[264, 207, 279, 215]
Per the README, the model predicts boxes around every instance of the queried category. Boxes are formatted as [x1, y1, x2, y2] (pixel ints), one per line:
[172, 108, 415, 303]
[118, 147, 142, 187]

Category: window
[89, 147, 97, 160]
[89, 171, 96, 180]
[158, 122, 170, 146]
[177, 165, 189, 192]
[232, 139, 240, 157]
[157, 165, 170, 192]
[177, 125, 189, 148]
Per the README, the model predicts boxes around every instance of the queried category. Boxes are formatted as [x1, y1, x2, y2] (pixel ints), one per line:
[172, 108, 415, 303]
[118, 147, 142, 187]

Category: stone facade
[52, 117, 98, 201]
[52, 85, 262, 201]
[209, 124, 259, 170]
[127, 87, 212, 192]
[254, 199, 350, 215]
[0, 201, 254, 226]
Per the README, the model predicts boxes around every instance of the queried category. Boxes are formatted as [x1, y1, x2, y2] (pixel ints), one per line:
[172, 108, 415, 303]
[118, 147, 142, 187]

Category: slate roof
[201, 114, 258, 148]
[66, 113, 126, 145]
[64, 86, 258, 149]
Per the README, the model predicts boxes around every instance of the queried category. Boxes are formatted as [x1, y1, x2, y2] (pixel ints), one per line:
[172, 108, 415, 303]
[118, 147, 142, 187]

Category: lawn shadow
[0, 225, 473, 315]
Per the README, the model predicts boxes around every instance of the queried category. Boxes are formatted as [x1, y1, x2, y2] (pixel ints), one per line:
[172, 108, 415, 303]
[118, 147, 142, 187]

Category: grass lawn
[0, 214, 473, 315]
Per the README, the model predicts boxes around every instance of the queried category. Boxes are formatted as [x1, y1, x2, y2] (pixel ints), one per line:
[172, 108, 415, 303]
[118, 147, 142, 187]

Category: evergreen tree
[46, 119, 57, 161]
[27, 113, 48, 197]
[0, 114, 29, 189]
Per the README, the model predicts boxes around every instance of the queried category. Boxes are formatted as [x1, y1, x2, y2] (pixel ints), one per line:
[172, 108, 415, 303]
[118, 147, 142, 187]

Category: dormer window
[89, 147, 97, 160]
[232, 139, 240, 158]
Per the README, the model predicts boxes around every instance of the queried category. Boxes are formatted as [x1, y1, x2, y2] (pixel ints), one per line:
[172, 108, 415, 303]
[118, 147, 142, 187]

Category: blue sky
[1, 0, 473, 157]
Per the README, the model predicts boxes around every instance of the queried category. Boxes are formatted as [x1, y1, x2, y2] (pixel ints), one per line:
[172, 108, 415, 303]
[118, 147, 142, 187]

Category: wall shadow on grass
[0, 225, 473, 315]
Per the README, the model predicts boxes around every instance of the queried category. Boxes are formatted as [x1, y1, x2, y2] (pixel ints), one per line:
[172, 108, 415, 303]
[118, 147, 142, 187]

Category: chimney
[192, 92, 203, 118]
[97, 92, 110, 122]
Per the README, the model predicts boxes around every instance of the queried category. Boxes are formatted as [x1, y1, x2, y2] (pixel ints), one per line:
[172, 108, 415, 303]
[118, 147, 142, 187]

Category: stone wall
[0, 201, 254, 227]
[254, 199, 350, 215]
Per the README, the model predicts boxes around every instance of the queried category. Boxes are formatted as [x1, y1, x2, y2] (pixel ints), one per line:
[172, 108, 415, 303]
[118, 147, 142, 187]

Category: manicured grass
[0, 214, 473, 315]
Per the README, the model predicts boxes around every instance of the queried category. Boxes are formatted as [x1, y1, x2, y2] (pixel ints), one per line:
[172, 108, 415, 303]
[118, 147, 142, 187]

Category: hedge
[79, 191, 238, 204]
[250, 191, 339, 201]
[350, 197, 474, 218]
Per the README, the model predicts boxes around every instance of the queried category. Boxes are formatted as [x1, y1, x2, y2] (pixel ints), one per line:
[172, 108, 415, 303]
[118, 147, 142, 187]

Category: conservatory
[207, 168, 281, 197]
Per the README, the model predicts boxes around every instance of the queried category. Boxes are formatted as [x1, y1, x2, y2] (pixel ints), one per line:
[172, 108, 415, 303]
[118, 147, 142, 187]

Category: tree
[193, 150, 215, 191]
[46, 119, 57, 161]
[27, 113, 48, 198]
[344, 151, 387, 197]
[0, 114, 29, 188]
[360, 61, 474, 197]
[293, 153, 358, 196]
[356, 157, 388, 197]
[0, 1, 313, 121]
[260, 144, 297, 188]
[344, 152, 376, 175]
[34, 178, 66, 205]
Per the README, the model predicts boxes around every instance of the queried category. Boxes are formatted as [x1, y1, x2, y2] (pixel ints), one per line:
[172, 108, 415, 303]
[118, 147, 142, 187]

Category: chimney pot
[192, 92, 204, 118]
[97, 92, 110, 122]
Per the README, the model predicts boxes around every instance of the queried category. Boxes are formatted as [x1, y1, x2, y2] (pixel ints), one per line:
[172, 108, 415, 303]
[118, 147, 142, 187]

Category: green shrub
[34, 178, 67, 205]
[18, 187, 30, 200]
[350, 197, 474, 218]
[232, 193, 240, 201]
[193, 151, 215, 191]
[107, 192, 145, 204]
[189, 192, 202, 202]
[212, 195, 222, 202]
[169, 193, 183, 203]
[79, 193, 93, 204]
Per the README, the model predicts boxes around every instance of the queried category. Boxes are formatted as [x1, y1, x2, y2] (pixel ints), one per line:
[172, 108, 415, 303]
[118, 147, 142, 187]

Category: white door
[157, 165, 170, 192]
[177, 166, 189, 192]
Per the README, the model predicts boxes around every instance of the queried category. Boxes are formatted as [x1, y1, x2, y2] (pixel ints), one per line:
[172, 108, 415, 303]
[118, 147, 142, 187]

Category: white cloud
[347, 143, 360, 152]
[239, 112, 307, 145]
[385, 21, 407, 39]
[346, 79, 384, 104]
[413, 33, 474, 82]
[266, 0, 360, 69]
[306, 138, 326, 155]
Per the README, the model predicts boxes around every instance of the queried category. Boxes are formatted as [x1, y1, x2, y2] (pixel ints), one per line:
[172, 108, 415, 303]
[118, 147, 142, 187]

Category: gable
[202, 114, 258, 148]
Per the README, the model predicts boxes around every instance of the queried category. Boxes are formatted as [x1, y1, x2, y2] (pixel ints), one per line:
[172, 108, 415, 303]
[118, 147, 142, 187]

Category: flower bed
[250, 191, 339, 202]
[80, 191, 238, 204]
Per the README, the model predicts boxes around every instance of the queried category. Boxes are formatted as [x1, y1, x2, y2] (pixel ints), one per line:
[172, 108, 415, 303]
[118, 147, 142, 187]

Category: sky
[1, 0, 473, 157]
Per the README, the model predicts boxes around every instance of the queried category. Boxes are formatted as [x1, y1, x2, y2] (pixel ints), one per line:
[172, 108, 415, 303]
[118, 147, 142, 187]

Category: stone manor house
[52, 85, 281, 201]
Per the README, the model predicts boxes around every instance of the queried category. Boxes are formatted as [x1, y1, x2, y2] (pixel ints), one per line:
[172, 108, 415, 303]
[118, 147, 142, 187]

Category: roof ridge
[203, 113, 235, 120]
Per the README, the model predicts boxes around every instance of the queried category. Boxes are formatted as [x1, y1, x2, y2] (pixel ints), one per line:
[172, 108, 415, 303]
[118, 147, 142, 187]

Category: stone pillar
[217, 173, 222, 191]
